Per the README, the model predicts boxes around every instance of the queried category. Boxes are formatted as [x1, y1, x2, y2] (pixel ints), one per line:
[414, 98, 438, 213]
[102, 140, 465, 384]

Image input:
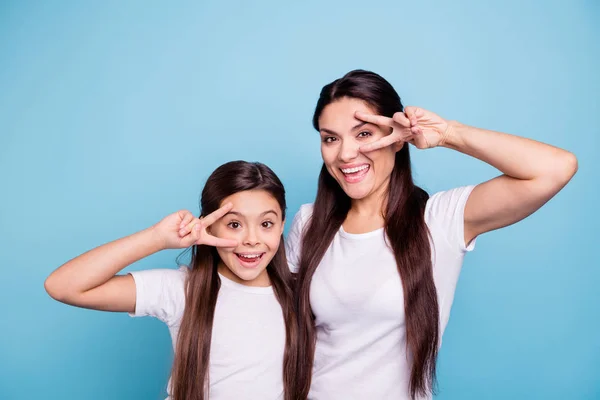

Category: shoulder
[288, 203, 314, 234]
[295, 203, 314, 221]
[130, 265, 188, 287]
[128, 266, 189, 325]
[425, 186, 476, 222]
[424, 185, 477, 253]
[285, 204, 314, 273]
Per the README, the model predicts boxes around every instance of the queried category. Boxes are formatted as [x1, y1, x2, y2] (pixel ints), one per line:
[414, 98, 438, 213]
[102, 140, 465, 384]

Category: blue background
[1, 1, 598, 399]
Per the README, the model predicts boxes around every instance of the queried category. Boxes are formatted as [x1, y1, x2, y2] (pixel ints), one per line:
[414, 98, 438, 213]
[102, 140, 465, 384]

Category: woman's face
[318, 97, 401, 202]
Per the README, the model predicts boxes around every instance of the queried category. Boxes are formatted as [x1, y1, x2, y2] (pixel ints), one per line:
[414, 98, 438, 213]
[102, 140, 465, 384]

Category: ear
[280, 219, 286, 236]
[393, 141, 405, 153]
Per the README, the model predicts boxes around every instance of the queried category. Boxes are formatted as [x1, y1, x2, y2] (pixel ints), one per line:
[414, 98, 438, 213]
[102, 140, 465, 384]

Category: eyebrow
[224, 209, 279, 218]
[320, 121, 368, 136]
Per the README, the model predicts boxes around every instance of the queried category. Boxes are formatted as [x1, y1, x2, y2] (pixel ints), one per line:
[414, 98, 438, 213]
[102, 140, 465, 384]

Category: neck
[217, 262, 271, 287]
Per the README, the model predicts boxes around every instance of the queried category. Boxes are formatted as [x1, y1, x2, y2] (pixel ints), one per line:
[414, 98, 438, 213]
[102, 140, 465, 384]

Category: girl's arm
[44, 227, 164, 312]
[44, 206, 237, 312]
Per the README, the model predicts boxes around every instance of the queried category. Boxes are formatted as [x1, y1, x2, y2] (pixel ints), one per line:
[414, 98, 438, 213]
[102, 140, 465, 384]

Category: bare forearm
[441, 120, 578, 242]
[45, 227, 164, 298]
[442, 121, 578, 182]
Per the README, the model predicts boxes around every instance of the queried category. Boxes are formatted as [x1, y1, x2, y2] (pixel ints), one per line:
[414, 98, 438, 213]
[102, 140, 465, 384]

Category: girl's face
[318, 97, 401, 202]
[211, 189, 284, 287]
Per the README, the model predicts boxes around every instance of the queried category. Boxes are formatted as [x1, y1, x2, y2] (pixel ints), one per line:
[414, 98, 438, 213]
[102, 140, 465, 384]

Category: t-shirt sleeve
[425, 185, 477, 254]
[128, 266, 188, 326]
[285, 204, 313, 274]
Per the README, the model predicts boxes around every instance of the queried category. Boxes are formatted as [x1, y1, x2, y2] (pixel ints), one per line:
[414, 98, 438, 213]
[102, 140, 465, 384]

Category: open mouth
[235, 252, 265, 268]
[340, 164, 370, 183]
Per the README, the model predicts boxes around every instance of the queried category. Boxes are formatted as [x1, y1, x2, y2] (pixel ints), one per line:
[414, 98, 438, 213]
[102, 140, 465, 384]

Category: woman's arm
[356, 107, 578, 245]
[442, 121, 578, 244]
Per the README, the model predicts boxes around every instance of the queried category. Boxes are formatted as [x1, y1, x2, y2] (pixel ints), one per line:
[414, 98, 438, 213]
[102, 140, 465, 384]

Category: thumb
[404, 106, 419, 125]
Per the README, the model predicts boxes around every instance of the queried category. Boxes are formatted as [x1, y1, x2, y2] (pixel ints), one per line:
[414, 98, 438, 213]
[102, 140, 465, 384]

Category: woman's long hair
[296, 70, 439, 399]
[171, 161, 298, 400]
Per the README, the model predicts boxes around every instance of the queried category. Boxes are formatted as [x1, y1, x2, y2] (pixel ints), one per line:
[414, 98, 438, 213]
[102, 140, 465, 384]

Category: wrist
[143, 225, 168, 252]
[440, 120, 466, 149]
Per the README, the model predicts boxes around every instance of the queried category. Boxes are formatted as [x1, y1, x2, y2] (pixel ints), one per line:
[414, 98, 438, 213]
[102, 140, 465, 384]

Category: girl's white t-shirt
[285, 186, 476, 400]
[129, 267, 287, 400]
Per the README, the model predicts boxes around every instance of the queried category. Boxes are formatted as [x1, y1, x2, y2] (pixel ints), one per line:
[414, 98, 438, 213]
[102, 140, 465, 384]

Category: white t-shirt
[129, 267, 287, 400]
[285, 186, 476, 400]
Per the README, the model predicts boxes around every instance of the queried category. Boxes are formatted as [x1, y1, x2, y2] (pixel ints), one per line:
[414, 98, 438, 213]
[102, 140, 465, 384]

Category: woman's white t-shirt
[285, 186, 476, 400]
[129, 267, 287, 400]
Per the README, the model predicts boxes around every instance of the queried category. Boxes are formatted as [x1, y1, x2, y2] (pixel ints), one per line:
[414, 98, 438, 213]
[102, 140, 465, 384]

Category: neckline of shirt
[218, 272, 275, 294]
[338, 224, 385, 240]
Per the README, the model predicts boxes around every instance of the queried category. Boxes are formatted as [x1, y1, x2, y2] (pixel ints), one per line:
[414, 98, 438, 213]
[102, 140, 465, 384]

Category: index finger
[360, 134, 401, 153]
[202, 235, 238, 248]
[201, 202, 234, 227]
[354, 111, 394, 127]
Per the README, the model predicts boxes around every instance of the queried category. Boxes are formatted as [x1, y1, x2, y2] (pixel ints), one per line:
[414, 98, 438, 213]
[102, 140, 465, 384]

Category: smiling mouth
[340, 164, 370, 183]
[235, 252, 265, 268]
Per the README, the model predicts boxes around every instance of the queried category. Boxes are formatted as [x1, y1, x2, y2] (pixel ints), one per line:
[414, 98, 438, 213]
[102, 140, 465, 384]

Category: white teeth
[341, 165, 369, 174]
[238, 253, 261, 258]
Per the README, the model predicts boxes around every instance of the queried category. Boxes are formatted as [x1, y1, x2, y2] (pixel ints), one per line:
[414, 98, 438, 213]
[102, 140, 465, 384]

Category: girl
[287, 70, 578, 399]
[45, 161, 298, 400]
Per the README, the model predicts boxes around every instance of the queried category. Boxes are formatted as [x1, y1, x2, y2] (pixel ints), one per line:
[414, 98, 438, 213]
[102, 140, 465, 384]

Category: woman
[286, 70, 577, 399]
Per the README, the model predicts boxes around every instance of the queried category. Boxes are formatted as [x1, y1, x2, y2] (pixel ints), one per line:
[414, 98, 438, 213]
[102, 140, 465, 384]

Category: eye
[357, 131, 372, 138]
[323, 136, 337, 143]
[262, 221, 274, 228]
[227, 221, 241, 229]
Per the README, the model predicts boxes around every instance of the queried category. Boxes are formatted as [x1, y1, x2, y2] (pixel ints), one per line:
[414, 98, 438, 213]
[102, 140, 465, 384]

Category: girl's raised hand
[153, 203, 238, 249]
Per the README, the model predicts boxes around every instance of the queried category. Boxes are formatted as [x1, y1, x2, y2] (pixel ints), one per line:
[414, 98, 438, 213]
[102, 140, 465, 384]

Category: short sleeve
[285, 204, 313, 273]
[425, 185, 477, 253]
[128, 266, 188, 326]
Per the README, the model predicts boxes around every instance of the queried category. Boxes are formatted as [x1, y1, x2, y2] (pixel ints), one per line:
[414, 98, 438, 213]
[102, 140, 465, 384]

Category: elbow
[44, 275, 59, 300]
[44, 274, 69, 302]
[558, 151, 578, 183]
[543, 150, 578, 187]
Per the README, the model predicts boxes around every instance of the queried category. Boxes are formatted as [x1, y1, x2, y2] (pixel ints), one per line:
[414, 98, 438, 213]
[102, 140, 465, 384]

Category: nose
[338, 138, 360, 163]
[243, 226, 260, 247]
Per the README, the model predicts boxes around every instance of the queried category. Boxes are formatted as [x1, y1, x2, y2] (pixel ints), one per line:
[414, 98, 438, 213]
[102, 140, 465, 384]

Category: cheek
[215, 247, 232, 262]
[372, 149, 396, 176]
[321, 148, 340, 178]
[264, 232, 282, 251]
[321, 145, 337, 164]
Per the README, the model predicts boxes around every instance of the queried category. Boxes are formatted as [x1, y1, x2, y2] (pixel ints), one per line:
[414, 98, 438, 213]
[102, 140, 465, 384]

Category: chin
[343, 189, 369, 200]
[335, 177, 374, 200]
[234, 267, 266, 282]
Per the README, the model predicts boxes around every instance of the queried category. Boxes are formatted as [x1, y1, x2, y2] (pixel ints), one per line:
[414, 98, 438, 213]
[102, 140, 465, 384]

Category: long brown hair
[171, 161, 298, 400]
[296, 70, 439, 399]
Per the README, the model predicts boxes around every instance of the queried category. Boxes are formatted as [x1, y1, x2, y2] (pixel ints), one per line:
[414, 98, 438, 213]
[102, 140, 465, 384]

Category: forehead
[318, 97, 378, 132]
[220, 190, 282, 218]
